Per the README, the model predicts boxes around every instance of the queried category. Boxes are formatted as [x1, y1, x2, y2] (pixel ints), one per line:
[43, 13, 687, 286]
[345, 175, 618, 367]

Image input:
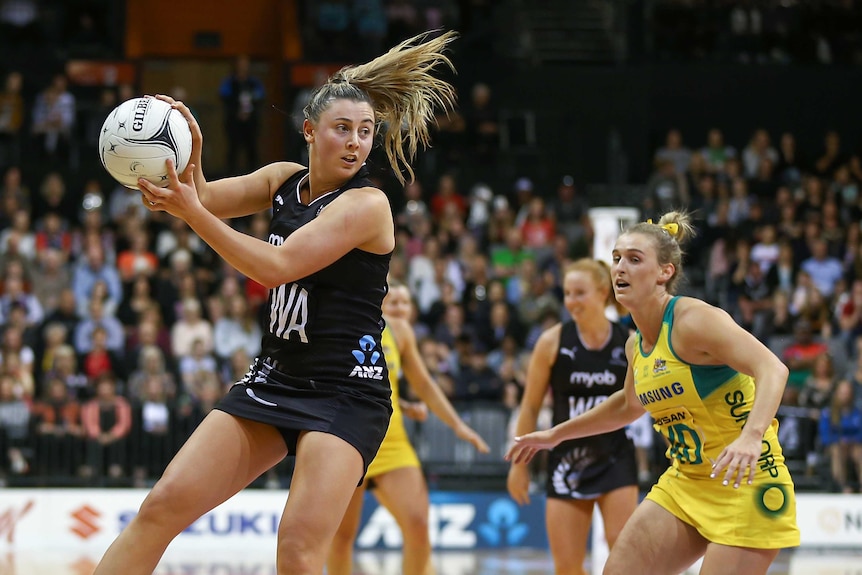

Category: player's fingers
[747, 461, 757, 485]
[475, 437, 490, 454]
[154, 93, 176, 105]
[180, 163, 196, 184]
[710, 450, 730, 478]
[165, 158, 182, 186]
[722, 459, 748, 488]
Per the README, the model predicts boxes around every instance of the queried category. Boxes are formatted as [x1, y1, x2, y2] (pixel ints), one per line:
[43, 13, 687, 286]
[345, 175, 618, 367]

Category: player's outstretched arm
[505, 334, 645, 465]
[391, 316, 490, 454]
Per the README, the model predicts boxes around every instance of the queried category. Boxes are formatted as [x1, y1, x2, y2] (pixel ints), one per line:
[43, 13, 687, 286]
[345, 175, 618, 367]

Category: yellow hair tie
[645, 219, 679, 237]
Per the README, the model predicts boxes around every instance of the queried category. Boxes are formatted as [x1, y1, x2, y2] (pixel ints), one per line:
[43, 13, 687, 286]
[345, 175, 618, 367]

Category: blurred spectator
[178, 338, 218, 403]
[434, 303, 477, 351]
[549, 175, 590, 248]
[726, 178, 752, 228]
[0, 320, 34, 374]
[39, 288, 80, 349]
[836, 277, 862, 344]
[174, 371, 224, 441]
[0, 71, 23, 167]
[451, 338, 503, 401]
[750, 224, 780, 273]
[491, 227, 533, 288]
[32, 172, 75, 227]
[46, 343, 89, 400]
[116, 229, 158, 283]
[30, 376, 82, 477]
[74, 297, 125, 355]
[131, 375, 173, 486]
[125, 344, 177, 403]
[219, 55, 265, 175]
[34, 211, 72, 261]
[407, 235, 443, 316]
[212, 294, 261, 365]
[644, 158, 688, 220]
[783, 318, 829, 391]
[78, 324, 124, 384]
[429, 172, 467, 224]
[819, 379, 862, 492]
[463, 82, 499, 179]
[125, 310, 173, 371]
[775, 131, 804, 186]
[80, 373, 131, 480]
[117, 276, 159, 333]
[0, 165, 29, 212]
[0, 274, 43, 326]
[34, 320, 68, 386]
[741, 128, 778, 179]
[801, 236, 844, 299]
[519, 197, 555, 254]
[701, 128, 736, 176]
[30, 247, 71, 315]
[30, 73, 75, 165]
[72, 242, 122, 315]
[170, 298, 213, 360]
[766, 240, 799, 294]
[798, 351, 837, 474]
[654, 128, 692, 175]
[0, 227, 34, 278]
[0, 373, 30, 478]
[814, 130, 848, 179]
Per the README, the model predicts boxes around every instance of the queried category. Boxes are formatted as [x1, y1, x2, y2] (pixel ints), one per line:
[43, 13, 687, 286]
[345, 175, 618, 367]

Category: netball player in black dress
[94, 31, 458, 575]
[507, 258, 638, 575]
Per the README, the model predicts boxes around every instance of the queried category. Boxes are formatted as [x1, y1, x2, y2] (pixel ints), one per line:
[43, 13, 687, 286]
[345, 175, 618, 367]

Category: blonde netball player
[506, 211, 799, 575]
[507, 259, 638, 575]
[327, 281, 489, 575]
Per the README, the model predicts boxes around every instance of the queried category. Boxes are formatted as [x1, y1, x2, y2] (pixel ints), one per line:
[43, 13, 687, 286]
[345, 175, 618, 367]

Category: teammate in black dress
[93, 31, 458, 575]
[507, 258, 638, 575]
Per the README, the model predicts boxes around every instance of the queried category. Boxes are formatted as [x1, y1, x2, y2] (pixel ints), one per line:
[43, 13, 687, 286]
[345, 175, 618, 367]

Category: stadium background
[0, 0, 861, 573]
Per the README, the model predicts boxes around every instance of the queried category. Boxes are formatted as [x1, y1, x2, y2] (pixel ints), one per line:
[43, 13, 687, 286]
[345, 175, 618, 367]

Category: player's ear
[303, 119, 314, 144]
[657, 262, 675, 285]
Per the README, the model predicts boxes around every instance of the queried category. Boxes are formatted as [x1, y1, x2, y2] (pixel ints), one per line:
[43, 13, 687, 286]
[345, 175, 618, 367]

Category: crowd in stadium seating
[0, 0, 860, 494]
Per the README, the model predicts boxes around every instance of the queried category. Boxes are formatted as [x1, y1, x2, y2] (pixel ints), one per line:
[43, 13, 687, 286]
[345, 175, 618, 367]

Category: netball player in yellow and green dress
[506, 210, 799, 575]
[327, 281, 489, 575]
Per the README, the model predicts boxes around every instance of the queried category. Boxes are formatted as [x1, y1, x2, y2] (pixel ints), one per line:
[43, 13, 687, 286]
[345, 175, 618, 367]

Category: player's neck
[576, 318, 611, 351]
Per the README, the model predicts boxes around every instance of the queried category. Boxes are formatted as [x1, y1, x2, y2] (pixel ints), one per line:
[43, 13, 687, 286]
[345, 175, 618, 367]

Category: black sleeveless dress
[546, 320, 637, 499]
[215, 165, 393, 473]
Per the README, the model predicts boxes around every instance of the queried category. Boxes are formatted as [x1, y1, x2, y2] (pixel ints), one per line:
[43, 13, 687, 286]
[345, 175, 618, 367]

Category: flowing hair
[303, 30, 458, 184]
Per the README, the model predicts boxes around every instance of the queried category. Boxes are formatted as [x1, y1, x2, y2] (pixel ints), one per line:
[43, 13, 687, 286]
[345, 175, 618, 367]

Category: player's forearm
[406, 367, 463, 431]
[185, 208, 283, 287]
[548, 390, 640, 444]
[742, 362, 789, 439]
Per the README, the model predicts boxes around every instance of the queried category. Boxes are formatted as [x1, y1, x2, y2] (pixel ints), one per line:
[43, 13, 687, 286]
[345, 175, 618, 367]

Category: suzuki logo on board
[70, 504, 102, 539]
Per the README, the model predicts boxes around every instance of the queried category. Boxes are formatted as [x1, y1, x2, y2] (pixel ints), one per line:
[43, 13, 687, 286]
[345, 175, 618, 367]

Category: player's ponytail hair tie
[646, 219, 679, 238]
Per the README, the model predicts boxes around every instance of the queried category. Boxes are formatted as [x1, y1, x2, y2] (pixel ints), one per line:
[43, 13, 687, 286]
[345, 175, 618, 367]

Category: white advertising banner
[0, 488, 287, 552]
[795, 493, 862, 547]
[0, 490, 858, 554]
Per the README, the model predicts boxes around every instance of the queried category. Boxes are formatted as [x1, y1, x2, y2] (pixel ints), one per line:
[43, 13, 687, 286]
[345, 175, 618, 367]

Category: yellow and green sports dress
[634, 297, 799, 549]
[365, 325, 421, 480]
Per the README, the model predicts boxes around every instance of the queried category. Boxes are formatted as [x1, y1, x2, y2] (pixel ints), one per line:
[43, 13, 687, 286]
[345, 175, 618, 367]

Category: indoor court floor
[6, 547, 861, 574]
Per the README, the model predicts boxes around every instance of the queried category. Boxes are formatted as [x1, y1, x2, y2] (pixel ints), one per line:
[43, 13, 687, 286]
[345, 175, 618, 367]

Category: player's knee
[401, 511, 431, 547]
[277, 536, 321, 574]
[134, 479, 189, 532]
